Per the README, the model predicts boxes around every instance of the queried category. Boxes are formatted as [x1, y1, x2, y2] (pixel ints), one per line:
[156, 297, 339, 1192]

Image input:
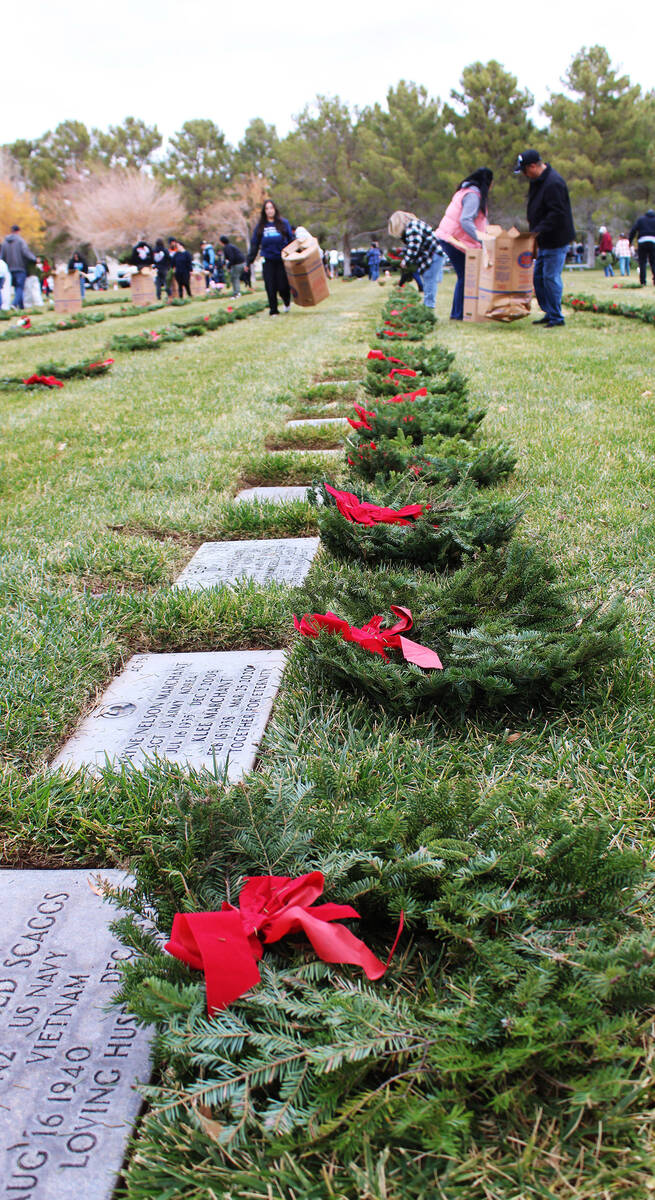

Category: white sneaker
[283, 304, 291, 313]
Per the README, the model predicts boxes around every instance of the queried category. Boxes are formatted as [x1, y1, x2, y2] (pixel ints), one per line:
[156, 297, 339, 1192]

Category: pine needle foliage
[346, 429, 517, 488]
[110, 768, 655, 1200]
[348, 392, 486, 444]
[294, 542, 624, 714]
[310, 479, 522, 568]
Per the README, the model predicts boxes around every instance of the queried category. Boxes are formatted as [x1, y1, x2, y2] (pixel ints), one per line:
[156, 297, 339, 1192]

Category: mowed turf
[1, 271, 654, 1196]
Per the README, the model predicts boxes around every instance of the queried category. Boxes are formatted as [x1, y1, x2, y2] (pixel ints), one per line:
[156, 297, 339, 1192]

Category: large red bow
[324, 483, 428, 526]
[294, 605, 443, 669]
[166, 872, 403, 1014]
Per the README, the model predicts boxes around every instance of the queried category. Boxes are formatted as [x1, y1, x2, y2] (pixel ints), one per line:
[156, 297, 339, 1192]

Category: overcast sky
[4, 0, 649, 149]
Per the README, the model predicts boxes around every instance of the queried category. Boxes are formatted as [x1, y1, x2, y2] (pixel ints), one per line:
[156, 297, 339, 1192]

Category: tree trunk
[341, 231, 351, 278]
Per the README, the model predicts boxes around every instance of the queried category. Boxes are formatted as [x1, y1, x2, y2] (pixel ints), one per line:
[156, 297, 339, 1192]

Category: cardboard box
[282, 237, 329, 307]
[53, 272, 82, 314]
[130, 270, 157, 306]
[463, 226, 536, 323]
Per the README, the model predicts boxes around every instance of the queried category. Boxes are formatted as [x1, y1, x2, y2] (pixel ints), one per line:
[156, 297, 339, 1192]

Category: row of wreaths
[291, 287, 623, 716]
[0, 300, 267, 390]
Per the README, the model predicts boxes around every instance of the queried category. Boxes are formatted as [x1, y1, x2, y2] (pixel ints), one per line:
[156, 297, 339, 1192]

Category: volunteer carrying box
[463, 226, 536, 323]
[282, 234, 329, 307]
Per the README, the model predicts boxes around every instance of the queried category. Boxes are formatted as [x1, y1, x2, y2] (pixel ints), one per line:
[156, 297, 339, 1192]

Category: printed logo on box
[517, 251, 534, 268]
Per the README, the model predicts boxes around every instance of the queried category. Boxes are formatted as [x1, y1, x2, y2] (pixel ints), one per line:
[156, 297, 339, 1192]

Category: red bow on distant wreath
[22, 374, 64, 388]
[384, 387, 427, 405]
[381, 329, 408, 338]
[88, 358, 114, 371]
[324, 483, 429, 526]
[387, 367, 418, 381]
[366, 350, 407, 365]
[294, 604, 443, 669]
[347, 402, 375, 431]
[166, 872, 403, 1014]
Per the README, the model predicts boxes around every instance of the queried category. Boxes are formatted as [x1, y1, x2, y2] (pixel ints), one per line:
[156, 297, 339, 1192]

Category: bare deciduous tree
[43, 169, 185, 254]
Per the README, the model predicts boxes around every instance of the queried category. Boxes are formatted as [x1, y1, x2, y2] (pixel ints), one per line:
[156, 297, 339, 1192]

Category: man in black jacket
[628, 209, 655, 286]
[514, 149, 575, 328]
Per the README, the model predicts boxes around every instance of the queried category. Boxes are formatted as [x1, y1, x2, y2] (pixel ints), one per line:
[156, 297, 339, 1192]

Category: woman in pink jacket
[435, 167, 493, 320]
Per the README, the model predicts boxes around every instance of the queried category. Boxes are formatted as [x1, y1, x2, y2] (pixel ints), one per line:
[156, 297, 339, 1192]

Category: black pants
[175, 272, 191, 298]
[155, 273, 168, 299]
[637, 242, 655, 285]
[262, 258, 290, 314]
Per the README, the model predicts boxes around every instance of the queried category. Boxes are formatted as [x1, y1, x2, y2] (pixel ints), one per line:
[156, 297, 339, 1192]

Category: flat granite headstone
[0, 869, 152, 1200]
[235, 486, 310, 504]
[175, 538, 320, 589]
[286, 417, 349, 428]
[51, 651, 286, 779]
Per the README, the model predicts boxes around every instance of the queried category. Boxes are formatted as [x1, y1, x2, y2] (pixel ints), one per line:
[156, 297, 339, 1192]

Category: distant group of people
[123, 200, 295, 313]
[594, 216, 655, 284]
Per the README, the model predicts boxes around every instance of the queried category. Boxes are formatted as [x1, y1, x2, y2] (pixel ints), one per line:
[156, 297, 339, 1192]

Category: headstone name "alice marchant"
[52, 651, 286, 779]
[0, 870, 152, 1200]
[174, 537, 319, 589]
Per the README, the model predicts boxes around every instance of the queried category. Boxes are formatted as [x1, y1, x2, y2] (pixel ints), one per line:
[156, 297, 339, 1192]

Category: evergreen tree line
[4, 46, 654, 268]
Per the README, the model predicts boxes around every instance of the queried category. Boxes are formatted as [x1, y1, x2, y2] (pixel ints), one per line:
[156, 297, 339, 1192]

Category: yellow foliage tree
[0, 182, 45, 246]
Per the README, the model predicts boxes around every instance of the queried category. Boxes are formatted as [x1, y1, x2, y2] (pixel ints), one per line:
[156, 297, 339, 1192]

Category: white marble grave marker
[175, 538, 319, 590]
[235, 486, 310, 504]
[52, 651, 286, 779]
[286, 417, 348, 427]
[0, 870, 152, 1200]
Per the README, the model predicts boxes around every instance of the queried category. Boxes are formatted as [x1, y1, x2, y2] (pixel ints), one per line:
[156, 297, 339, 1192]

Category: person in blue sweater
[367, 241, 381, 281]
[248, 199, 294, 315]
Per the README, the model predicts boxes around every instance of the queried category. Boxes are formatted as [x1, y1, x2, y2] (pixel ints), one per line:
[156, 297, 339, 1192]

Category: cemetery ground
[1, 272, 654, 1198]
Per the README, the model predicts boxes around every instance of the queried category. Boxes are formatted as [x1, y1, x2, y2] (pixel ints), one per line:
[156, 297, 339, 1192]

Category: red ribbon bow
[88, 358, 114, 371]
[324, 483, 428, 526]
[347, 402, 375, 431]
[22, 374, 64, 388]
[294, 604, 443, 669]
[384, 387, 427, 405]
[166, 872, 403, 1014]
[366, 350, 407, 365]
[387, 367, 418, 381]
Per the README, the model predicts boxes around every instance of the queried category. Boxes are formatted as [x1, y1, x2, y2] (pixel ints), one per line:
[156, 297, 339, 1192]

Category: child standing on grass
[615, 233, 631, 277]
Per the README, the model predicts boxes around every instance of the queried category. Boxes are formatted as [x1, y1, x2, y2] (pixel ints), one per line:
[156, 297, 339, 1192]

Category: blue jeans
[11, 269, 26, 309]
[602, 256, 614, 277]
[437, 239, 466, 319]
[619, 257, 630, 276]
[421, 251, 444, 309]
[369, 262, 380, 280]
[533, 245, 568, 324]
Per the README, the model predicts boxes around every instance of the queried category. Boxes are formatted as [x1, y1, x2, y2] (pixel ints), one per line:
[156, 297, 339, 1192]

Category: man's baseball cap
[513, 150, 541, 174]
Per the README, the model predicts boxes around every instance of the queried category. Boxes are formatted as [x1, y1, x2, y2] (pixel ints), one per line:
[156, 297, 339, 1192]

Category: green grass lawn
[2, 271, 654, 1197]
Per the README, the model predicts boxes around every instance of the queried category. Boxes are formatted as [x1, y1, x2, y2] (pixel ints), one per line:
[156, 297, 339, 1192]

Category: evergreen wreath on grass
[347, 392, 485, 444]
[365, 364, 468, 399]
[346, 429, 517, 488]
[310, 479, 522, 567]
[0, 310, 107, 341]
[565, 292, 655, 324]
[294, 543, 624, 715]
[110, 300, 266, 352]
[111, 768, 654, 1199]
[0, 357, 114, 390]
